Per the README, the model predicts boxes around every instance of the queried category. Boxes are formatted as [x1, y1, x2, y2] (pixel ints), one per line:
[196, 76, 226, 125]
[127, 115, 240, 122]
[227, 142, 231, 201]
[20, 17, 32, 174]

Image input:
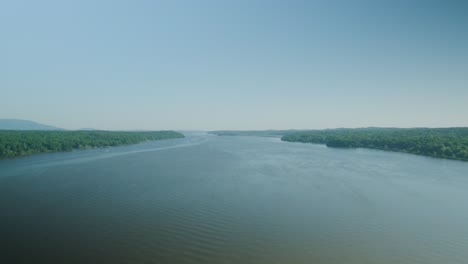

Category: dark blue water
[1, 133, 468, 263]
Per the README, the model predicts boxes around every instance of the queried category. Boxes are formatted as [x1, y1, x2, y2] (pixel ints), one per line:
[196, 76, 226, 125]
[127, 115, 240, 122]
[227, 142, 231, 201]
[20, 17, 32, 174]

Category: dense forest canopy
[281, 128, 468, 161]
[0, 130, 184, 159]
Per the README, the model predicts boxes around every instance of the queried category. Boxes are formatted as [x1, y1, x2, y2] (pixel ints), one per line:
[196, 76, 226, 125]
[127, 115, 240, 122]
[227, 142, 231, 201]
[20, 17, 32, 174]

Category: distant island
[212, 128, 468, 161]
[209, 130, 302, 137]
[0, 130, 184, 159]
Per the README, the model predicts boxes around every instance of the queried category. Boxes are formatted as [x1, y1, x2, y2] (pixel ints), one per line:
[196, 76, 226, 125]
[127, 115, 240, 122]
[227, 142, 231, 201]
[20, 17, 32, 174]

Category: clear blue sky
[2, 0, 467, 130]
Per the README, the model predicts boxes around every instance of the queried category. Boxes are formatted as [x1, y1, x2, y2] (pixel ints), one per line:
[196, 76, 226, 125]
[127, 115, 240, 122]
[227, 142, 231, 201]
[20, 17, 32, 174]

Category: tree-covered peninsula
[0, 130, 184, 159]
[281, 128, 468, 161]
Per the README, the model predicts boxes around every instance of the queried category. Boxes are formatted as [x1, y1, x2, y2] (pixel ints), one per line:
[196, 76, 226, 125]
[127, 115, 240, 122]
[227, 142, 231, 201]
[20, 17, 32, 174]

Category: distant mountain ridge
[0, 119, 64, 130]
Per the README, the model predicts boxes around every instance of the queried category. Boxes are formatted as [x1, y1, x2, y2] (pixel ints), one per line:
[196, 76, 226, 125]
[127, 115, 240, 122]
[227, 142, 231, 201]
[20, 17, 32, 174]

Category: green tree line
[0, 130, 184, 159]
[281, 128, 468, 161]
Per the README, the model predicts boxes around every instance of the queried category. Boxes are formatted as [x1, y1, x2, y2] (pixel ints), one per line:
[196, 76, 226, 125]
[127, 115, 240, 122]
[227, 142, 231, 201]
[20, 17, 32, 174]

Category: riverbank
[281, 127, 468, 161]
[0, 130, 184, 159]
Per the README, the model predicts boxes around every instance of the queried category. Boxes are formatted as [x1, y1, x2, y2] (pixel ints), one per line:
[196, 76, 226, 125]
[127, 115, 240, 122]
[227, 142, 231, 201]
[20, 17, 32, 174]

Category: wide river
[1, 133, 468, 263]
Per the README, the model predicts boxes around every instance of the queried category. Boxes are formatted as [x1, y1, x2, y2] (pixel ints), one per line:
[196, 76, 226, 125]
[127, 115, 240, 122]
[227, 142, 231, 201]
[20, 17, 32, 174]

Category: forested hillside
[281, 128, 468, 161]
[0, 119, 63, 130]
[0, 130, 184, 159]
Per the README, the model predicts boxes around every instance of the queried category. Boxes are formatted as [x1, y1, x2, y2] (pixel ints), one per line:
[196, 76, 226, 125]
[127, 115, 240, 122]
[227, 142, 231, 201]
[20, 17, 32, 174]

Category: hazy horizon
[3, 1, 468, 130]
[2, 118, 468, 132]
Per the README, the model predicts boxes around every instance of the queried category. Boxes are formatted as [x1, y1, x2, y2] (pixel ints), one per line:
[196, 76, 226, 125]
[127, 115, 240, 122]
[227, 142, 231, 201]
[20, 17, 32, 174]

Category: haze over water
[1, 133, 468, 263]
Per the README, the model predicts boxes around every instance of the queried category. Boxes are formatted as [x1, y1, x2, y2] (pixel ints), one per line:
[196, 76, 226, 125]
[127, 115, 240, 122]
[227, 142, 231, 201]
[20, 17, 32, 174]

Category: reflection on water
[1, 134, 468, 263]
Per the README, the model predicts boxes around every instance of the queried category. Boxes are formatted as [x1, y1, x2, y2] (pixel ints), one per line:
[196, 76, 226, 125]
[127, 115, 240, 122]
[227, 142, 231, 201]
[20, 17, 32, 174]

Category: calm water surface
[1, 133, 468, 263]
